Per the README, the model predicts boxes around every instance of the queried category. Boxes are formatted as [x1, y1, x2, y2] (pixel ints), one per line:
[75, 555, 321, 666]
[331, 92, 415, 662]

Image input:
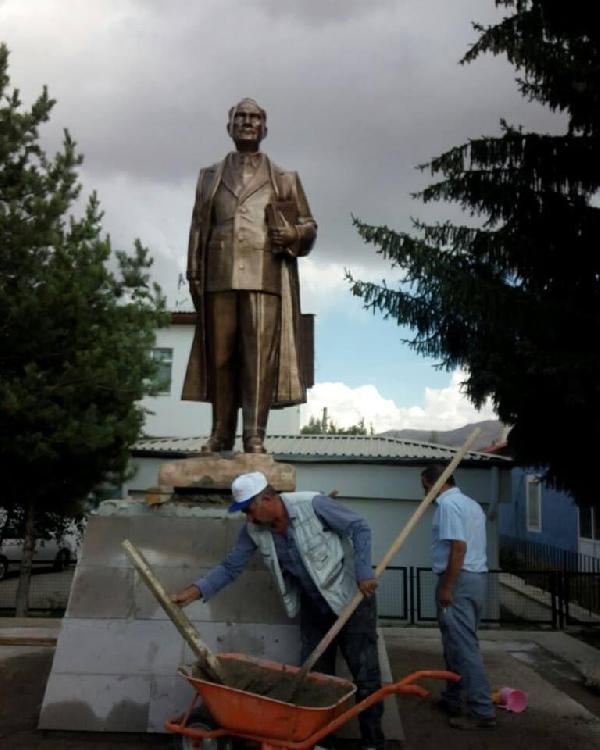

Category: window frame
[525, 474, 542, 533]
[150, 347, 174, 395]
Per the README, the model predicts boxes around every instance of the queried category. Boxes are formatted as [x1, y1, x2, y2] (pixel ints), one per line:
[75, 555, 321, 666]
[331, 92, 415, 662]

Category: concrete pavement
[2, 619, 600, 749]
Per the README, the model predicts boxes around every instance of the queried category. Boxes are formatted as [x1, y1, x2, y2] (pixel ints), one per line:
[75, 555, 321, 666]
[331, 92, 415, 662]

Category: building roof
[171, 311, 196, 325]
[132, 434, 511, 466]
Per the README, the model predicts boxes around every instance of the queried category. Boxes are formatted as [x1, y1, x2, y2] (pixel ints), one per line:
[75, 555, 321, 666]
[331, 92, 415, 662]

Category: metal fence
[500, 534, 600, 574]
[499, 536, 600, 626]
[376, 565, 599, 628]
[375, 565, 408, 620]
[413, 568, 560, 627]
[0, 566, 74, 615]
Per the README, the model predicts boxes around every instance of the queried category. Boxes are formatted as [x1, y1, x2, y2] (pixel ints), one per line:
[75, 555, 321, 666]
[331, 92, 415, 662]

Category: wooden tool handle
[292, 427, 481, 688]
[122, 539, 225, 684]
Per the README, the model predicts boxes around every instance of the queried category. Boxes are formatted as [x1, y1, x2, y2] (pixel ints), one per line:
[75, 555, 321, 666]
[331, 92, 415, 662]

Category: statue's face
[228, 100, 266, 147]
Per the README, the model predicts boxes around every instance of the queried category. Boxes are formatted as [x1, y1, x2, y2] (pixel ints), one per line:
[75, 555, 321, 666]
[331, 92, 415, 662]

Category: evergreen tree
[0, 45, 168, 613]
[348, 2, 599, 504]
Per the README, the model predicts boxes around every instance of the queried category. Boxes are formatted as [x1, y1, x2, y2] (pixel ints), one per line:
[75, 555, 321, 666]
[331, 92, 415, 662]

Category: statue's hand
[271, 246, 296, 259]
[270, 225, 297, 249]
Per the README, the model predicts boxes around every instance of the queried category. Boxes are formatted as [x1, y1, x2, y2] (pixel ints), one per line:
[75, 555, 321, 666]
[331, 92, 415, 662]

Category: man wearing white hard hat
[171, 470, 384, 750]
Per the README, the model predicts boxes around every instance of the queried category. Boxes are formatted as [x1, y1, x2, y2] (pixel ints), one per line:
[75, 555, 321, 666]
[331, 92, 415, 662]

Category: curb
[0, 635, 57, 646]
[0, 618, 61, 647]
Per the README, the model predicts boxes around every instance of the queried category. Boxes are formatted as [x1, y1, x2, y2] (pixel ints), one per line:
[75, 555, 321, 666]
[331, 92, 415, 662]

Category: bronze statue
[182, 98, 316, 454]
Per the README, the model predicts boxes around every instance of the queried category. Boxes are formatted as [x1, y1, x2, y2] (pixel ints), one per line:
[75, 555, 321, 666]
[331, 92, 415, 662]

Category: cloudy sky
[1, 0, 562, 432]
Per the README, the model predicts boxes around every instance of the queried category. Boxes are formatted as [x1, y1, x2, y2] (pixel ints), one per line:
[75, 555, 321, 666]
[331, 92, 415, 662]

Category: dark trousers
[300, 592, 385, 750]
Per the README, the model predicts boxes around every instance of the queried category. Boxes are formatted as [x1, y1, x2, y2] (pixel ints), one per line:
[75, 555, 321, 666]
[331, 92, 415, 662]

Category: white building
[143, 312, 301, 438]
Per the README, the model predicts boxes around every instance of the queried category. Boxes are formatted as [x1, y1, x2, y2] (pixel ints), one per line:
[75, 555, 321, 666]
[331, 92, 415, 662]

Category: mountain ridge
[378, 419, 506, 451]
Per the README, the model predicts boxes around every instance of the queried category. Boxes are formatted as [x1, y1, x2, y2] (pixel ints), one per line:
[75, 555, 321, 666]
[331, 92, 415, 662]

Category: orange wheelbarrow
[165, 653, 460, 750]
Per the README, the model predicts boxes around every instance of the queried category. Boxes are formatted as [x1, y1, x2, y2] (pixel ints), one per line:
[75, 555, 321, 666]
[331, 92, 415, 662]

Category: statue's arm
[291, 171, 317, 258]
[186, 169, 206, 282]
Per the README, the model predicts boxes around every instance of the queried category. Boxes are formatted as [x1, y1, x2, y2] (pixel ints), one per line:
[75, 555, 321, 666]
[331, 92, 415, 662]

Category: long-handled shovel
[122, 539, 226, 685]
[287, 427, 482, 700]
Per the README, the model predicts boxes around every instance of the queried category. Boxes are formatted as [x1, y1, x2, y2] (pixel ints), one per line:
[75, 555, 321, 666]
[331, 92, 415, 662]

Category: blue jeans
[436, 571, 495, 719]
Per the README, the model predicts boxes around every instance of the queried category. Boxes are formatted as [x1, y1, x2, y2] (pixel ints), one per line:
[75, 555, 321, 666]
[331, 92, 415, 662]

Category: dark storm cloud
[1, 0, 564, 306]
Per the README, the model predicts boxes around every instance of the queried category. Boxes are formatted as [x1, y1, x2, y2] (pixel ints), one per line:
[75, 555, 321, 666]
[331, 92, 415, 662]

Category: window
[150, 348, 173, 394]
[579, 506, 600, 541]
[526, 475, 542, 532]
[579, 506, 593, 540]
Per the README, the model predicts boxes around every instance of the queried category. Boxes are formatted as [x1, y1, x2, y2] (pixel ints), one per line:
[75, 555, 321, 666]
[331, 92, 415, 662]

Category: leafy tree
[348, 2, 599, 504]
[301, 410, 372, 435]
[0, 44, 168, 613]
[300, 415, 326, 435]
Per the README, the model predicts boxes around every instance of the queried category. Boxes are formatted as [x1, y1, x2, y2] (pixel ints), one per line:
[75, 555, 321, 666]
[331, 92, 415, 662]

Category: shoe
[435, 698, 461, 717]
[449, 715, 496, 730]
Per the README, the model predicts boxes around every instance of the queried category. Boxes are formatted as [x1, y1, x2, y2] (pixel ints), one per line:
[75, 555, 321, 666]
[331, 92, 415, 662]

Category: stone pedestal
[158, 452, 296, 493]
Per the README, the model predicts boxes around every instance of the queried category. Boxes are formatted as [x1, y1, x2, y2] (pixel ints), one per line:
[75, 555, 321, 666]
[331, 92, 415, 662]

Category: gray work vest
[246, 492, 358, 617]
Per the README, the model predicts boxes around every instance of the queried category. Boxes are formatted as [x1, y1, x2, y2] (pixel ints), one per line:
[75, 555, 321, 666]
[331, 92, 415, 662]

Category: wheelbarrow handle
[398, 669, 461, 686]
[286, 670, 462, 750]
[165, 669, 461, 750]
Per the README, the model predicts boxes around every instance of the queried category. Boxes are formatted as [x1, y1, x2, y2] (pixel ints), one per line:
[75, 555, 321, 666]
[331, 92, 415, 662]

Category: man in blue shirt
[171, 470, 384, 750]
[421, 464, 496, 730]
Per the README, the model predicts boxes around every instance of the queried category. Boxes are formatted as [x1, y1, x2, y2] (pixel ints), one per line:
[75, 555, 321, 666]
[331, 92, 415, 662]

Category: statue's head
[227, 98, 267, 150]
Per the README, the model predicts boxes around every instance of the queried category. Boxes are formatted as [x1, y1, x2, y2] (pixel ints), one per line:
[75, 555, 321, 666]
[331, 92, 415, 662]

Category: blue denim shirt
[195, 494, 373, 601]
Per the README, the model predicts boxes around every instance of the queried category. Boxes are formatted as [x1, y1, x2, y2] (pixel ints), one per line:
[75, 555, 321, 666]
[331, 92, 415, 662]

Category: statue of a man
[182, 98, 317, 454]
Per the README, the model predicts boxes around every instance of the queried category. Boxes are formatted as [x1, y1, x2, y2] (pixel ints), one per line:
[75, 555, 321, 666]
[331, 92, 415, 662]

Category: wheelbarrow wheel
[177, 723, 233, 750]
[177, 703, 232, 750]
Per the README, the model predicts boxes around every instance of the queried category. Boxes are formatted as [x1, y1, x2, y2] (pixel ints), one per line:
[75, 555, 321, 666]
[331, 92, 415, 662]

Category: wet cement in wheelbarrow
[192, 660, 352, 708]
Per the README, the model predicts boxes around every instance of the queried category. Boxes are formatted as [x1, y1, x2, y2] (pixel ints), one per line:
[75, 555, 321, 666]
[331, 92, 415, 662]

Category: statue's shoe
[243, 436, 266, 453]
[201, 437, 234, 453]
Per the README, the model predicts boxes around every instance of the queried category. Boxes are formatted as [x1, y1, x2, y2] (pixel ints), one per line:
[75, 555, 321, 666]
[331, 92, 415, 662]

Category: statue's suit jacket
[182, 153, 316, 407]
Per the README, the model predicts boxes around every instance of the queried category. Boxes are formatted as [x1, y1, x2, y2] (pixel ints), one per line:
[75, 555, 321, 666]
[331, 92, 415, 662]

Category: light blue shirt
[431, 486, 488, 575]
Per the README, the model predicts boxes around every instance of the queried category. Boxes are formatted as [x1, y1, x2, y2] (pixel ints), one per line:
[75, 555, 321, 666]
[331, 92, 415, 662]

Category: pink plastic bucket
[498, 687, 528, 713]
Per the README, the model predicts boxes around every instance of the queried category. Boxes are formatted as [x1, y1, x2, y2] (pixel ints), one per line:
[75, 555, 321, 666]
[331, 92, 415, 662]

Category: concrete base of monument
[158, 451, 296, 495]
[38, 499, 404, 744]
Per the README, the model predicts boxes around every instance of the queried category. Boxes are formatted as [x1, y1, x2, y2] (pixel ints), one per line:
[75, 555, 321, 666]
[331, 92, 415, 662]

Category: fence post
[550, 571, 558, 630]
[562, 570, 570, 627]
[409, 567, 415, 626]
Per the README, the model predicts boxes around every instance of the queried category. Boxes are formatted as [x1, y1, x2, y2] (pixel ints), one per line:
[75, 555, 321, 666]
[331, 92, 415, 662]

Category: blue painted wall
[499, 467, 578, 552]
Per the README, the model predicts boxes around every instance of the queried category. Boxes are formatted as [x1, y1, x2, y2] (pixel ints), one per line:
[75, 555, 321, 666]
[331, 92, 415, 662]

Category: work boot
[449, 715, 496, 730]
[435, 698, 461, 717]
